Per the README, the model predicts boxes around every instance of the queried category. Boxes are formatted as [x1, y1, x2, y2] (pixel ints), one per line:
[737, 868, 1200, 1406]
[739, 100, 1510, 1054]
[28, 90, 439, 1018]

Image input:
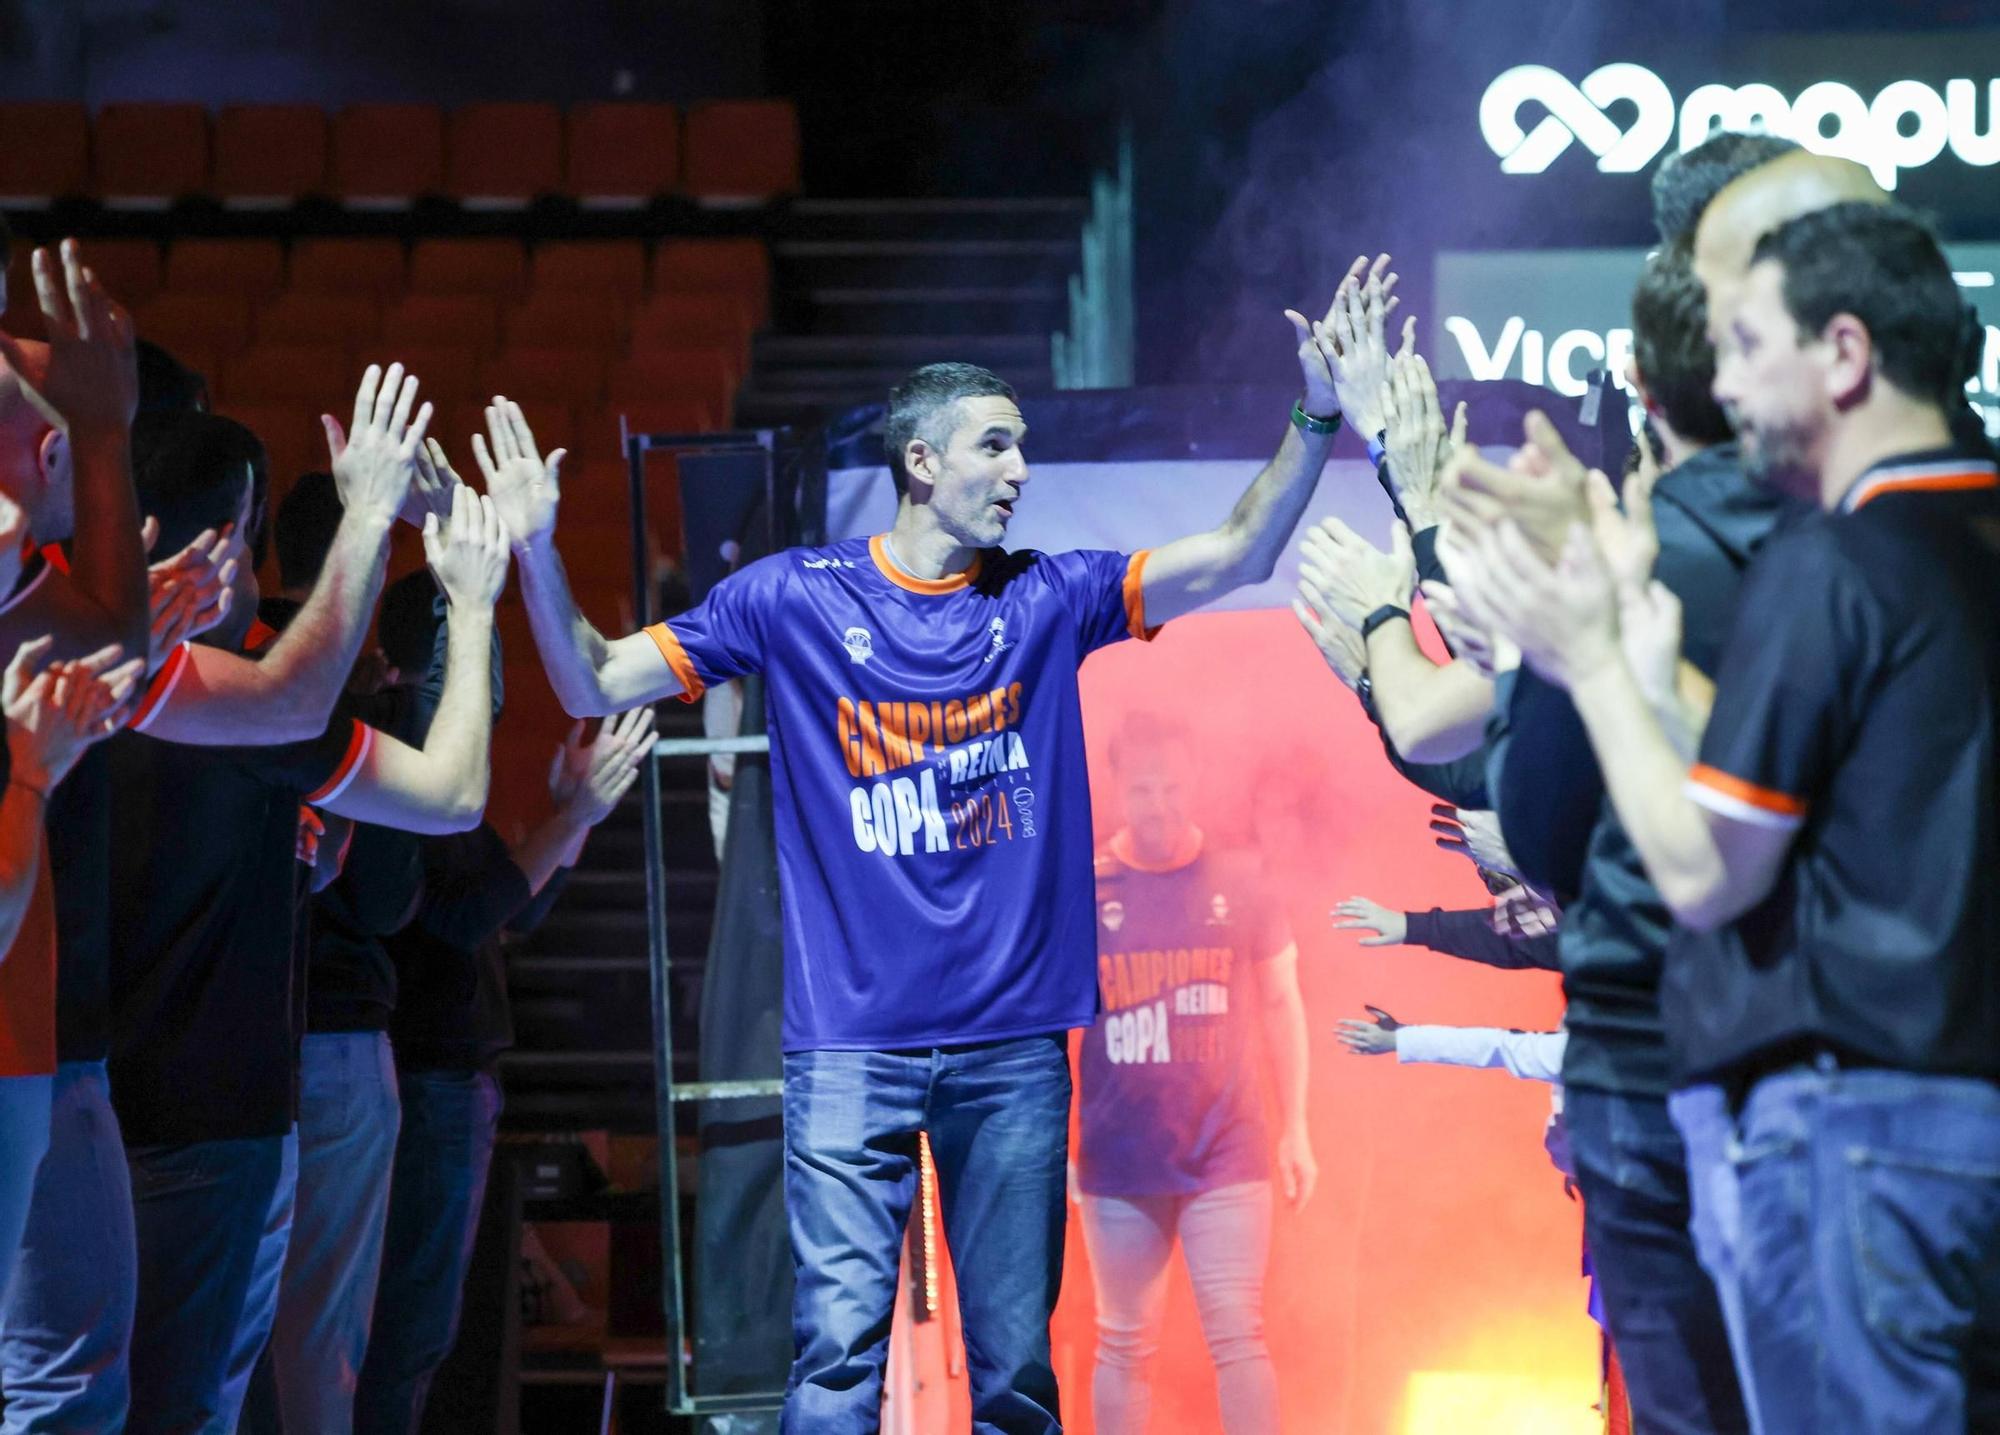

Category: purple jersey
[646, 533, 1155, 1051]
[1077, 838, 1291, 1197]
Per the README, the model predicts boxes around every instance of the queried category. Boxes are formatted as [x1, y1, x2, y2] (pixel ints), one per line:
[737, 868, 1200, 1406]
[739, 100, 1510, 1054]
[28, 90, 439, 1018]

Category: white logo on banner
[1480, 65, 2000, 189]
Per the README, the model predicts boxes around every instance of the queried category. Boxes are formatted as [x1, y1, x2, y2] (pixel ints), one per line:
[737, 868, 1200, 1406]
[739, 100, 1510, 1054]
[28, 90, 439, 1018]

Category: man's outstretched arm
[140, 364, 430, 746]
[1139, 262, 1386, 626]
[478, 399, 683, 717]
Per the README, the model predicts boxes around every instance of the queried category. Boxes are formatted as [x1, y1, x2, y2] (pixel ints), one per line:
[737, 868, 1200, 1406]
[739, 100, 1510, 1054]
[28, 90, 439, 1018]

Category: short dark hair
[137, 339, 210, 414]
[1631, 246, 1732, 446]
[131, 410, 267, 562]
[274, 470, 342, 590]
[1650, 131, 1801, 244]
[881, 362, 1016, 495]
[377, 569, 441, 677]
[1752, 202, 1964, 408]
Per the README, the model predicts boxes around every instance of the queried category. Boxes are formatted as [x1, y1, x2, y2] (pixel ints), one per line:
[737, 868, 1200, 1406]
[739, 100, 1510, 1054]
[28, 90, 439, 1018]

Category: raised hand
[1291, 589, 1368, 692]
[422, 485, 511, 612]
[473, 397, 567, 551]
[548, 705, 656, 828]
[323, 363, 431, 526]
[1297, 516, 1415, 631]
[144, 519, 240, 666]
[1326, 254, 1400, 437]
[1381, 351, 1465, 531]
[4, 636, 144, 792]
[0, 241, 139, 436]
[397, 435, 466, 532]
[1332, 896, 1408, 947]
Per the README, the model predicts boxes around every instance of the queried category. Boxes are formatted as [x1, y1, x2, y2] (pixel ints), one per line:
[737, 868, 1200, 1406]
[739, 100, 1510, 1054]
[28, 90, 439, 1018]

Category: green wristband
[1291, 400, 1343, 436]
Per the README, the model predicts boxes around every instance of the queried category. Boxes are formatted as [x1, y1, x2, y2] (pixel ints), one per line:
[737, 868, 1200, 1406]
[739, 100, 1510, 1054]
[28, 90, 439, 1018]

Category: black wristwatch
[1361, 603, 1410, 641]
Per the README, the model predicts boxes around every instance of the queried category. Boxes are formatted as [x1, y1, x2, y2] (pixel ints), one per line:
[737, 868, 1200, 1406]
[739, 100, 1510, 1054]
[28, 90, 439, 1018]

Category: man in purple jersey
[484, 262, 1372, 1433]
[1076, 711, 1312, 1435]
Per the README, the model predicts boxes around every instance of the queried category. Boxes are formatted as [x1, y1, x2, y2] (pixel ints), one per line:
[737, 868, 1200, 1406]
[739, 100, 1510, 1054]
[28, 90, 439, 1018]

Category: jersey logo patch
[983, 616, 1014, 664]
[1208, 893, 1232, 924]
[843, 627, 875, 665]
[1101, 899, 1125, 932]
[801, 556, 855, 570]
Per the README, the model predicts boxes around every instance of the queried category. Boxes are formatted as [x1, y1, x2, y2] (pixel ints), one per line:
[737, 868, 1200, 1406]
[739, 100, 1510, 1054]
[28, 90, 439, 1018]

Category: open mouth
[993, 498, 1015, 519]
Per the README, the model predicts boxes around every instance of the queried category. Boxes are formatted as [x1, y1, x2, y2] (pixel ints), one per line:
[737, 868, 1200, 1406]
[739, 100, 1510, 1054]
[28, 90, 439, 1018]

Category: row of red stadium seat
[0, 100, 798, 207]
[119, 290, 754, 372]
[4, 236, 768, 311]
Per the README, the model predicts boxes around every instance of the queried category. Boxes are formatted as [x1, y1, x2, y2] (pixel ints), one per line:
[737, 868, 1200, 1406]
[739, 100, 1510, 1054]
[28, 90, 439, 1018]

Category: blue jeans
[1080, 1181, 1276, 1435]
[353, 1066, 503, 1435]
[255, 1031, 401, 1434]
[0, 1074, 52, 1310]
[1566, 1086, 1751, 1435]
[0, 1060, 136, 1433]
[126, 1132, 289, 1435]
[782, 1035, 1070, 1435]
[1709, 1066, 2000, 1434]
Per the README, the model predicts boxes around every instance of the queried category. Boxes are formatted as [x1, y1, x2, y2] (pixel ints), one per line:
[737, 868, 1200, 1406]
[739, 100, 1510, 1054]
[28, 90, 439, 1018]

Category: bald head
[1694, 151, 1890, 327]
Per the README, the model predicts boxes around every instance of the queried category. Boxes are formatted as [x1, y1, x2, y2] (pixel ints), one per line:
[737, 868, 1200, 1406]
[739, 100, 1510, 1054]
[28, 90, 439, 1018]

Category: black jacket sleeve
[416, 825, 534, 952]
[1404, 907, 1562, 971]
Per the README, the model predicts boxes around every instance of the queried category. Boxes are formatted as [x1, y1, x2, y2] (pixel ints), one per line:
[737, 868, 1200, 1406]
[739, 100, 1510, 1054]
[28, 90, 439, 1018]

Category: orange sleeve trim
[1848, 470, 1997, 510]
[1687, 763, 1808, 818]
[127, 642, 193, 733]
[644, 622, 705, 704]
[1123, 549, 1161, 642]
[303, 721, 375, 806]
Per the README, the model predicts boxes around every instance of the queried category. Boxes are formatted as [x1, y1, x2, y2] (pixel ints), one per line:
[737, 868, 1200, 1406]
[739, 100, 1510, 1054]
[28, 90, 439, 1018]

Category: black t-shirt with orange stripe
[106, 636, 376, 1147]
[1665, 450, 2000, 1085]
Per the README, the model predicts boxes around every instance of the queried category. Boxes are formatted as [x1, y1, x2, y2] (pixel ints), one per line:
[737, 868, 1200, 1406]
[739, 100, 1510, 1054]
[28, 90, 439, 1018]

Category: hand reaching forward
[1452, 519, 1620, 691]
[1297, 517, 1415, 631]
[1429, 804, 1520, 882]
[1332, 897, 1407, 947]
[323, 363, 431, 526]
[4, 636, 144, 793]
[474, 397, 568, 550]
[549, 705, 657, 828]
[423, 485, 511, 612]
[1336, 1005, 1402, 1056]
[0, 241, 139, 436]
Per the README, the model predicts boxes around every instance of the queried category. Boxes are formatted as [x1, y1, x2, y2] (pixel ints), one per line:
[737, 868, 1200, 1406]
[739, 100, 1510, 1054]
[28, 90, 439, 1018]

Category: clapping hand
[549, 706, 657, 828]
[143, 517, 240, 666]
[1297, 517, 1415, 631]
[4, 635, 145, 793]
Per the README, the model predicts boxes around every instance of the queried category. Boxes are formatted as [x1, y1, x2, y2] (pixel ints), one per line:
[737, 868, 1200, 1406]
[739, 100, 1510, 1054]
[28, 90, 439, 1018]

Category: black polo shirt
[1491, 444, 1798, 1096]
[1666, 450, 2000, 1084]
[389, 822, 567, 1073]
[107, 660, 376, 1147]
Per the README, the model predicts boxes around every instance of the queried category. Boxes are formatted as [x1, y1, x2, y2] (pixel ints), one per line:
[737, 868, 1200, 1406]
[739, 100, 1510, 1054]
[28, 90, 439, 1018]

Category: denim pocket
[1845, 1146, 2000, 1350]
